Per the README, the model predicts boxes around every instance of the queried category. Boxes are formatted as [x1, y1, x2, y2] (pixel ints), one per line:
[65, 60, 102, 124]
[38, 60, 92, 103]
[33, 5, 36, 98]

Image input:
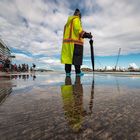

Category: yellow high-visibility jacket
[61, 15, 85, 64]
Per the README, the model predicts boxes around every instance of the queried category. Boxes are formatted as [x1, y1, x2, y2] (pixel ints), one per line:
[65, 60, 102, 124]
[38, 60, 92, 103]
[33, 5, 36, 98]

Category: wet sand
[0, 72, 140, 140]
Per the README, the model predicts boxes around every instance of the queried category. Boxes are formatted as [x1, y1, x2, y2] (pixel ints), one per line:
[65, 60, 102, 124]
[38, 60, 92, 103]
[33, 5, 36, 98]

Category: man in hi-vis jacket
[61, 9, 92, 76]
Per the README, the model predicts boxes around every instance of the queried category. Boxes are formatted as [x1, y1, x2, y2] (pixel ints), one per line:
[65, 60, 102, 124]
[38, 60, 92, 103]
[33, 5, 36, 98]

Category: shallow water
[0, 72, 140, 140]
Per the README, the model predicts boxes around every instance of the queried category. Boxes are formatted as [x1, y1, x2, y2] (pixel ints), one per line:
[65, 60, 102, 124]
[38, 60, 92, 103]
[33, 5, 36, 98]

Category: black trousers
[65, 64, 81, 74]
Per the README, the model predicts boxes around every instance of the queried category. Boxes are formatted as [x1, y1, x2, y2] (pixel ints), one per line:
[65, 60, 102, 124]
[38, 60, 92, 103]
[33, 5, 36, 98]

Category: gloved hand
[82, 32, 92, 39]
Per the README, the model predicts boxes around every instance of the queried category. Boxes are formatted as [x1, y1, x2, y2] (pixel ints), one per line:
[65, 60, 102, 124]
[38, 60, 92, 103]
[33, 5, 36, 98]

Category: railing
[0, 44, 4, 55]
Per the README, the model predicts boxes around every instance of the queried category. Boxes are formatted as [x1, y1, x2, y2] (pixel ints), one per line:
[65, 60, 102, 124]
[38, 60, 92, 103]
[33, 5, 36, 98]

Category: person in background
[4, 58, 10, 72]
[18, 64, 21, 72]
[14, 63, 17, 72]
[32, 63, 36, 71]
[61, 8, 92, 77]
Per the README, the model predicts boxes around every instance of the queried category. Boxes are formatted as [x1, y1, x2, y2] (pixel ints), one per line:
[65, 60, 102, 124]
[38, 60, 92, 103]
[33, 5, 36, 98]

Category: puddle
[0, 72, 140, 140]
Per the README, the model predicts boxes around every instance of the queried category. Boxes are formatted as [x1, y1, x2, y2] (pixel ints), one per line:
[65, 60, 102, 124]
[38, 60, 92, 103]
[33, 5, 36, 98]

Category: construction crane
[114, 48, 121, 71]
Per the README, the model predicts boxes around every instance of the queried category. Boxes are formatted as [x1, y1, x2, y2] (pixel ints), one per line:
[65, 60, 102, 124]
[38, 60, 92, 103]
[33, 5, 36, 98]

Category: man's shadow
[61, 75, 94, 132]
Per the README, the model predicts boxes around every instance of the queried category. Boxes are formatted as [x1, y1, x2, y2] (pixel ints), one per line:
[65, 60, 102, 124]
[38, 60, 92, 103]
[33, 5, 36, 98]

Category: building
[0, 39, 15, 71]
[0, 39, 11, 62]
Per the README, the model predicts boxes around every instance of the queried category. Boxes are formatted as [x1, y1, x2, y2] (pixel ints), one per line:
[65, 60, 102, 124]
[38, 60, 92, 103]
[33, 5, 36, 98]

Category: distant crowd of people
[0, 58, 36, 73]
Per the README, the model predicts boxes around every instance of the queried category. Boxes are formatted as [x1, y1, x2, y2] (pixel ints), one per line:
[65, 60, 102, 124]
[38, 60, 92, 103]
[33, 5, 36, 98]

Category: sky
[0, 0, 140, 70]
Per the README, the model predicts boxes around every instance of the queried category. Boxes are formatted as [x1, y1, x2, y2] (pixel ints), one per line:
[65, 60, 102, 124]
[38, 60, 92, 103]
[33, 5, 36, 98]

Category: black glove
[82, 32, 92, 39]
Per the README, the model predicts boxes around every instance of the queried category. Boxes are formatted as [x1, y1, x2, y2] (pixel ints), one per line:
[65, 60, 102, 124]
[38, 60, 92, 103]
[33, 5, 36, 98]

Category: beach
[0, 72, 140, 140]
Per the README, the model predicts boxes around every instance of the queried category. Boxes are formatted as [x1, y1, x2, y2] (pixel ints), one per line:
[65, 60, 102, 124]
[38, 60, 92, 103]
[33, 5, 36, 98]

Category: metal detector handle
[89, 38, 94, 71]
[89, 39, 93, 46]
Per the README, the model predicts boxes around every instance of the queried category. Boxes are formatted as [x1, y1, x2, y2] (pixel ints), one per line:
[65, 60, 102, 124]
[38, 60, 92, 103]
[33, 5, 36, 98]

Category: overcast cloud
[0, 0, 140, 69]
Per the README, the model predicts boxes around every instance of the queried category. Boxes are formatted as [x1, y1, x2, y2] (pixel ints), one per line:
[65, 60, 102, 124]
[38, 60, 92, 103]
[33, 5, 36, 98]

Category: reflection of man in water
[61, 76, 84, 132]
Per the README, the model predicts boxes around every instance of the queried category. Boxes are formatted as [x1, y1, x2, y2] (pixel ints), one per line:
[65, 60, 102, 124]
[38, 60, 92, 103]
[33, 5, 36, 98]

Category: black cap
[75, 8, 80, 12]
[74, 8, 81, 16]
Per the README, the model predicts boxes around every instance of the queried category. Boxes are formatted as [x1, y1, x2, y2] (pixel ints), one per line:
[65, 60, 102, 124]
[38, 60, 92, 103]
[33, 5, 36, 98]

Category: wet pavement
[0, 72, 140, 140]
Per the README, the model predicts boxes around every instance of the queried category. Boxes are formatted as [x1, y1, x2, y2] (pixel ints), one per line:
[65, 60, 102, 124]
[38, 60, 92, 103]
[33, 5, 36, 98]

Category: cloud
[106, 66, 113, 70]
[129, 63, 139, 69]
[81, 65, 90, 69]
[13, 53, 63, 70]
[0, 0, 140, 69]
[37, 56, 63, 70]
[13, 53, 33, 62]
[82, 0, 140, 56]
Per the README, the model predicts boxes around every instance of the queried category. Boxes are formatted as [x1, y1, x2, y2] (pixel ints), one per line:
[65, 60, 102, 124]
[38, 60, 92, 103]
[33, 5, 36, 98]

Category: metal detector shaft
[89, 39, 94, 71]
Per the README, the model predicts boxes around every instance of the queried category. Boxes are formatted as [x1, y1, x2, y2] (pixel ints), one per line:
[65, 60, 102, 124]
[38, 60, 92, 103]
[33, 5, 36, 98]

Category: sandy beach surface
[0, 72, 140, 140]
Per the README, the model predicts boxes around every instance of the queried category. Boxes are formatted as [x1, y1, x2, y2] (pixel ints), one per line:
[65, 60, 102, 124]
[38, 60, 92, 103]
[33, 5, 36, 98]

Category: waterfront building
[0, 39, 15, 71]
